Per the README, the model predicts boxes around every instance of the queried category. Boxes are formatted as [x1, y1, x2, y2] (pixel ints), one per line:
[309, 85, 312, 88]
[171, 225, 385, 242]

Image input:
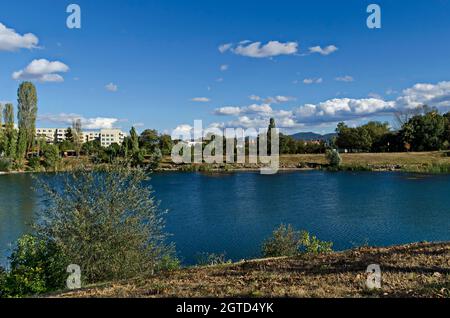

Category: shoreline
[52, 241, 450, 298]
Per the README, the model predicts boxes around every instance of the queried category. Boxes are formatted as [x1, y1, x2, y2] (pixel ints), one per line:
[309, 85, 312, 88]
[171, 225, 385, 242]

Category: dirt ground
[55, 242, 449, 298]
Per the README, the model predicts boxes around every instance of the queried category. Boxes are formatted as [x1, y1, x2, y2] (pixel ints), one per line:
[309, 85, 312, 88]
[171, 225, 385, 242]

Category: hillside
[55, 242, 449, 298]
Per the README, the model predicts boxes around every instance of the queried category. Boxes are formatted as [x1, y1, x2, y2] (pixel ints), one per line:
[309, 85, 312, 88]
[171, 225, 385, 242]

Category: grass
[159, 151, 450, 173]
[53, 242, 449, 298]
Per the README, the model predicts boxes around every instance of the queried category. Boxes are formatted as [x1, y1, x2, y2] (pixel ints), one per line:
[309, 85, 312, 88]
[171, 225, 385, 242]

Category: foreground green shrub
[34, 165, 177, 285]
[0, 235, 67, 298]
[262, 224, 333, 258]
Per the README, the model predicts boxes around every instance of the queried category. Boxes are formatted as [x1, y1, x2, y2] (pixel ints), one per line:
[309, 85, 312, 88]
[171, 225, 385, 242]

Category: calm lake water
[0, 171, 449, 265]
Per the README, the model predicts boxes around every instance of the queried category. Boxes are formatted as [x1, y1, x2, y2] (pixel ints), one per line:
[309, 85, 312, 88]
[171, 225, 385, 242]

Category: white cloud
[396, 81, 450, 109]
[335, 75, 354, 82]
[221, 41, 298, 58]
[218, 43, 232, 53]
[0, 22, 39, 51]
[105, 83, 118, 92]
[214, 106, 242, 116]
[303, 78, 323, 84]
[309, 45, 338, 56]
[368, 92, 382, 99]
[191, 97, 211, 102]
[38, 113, 120, 129]
[12, 59, 69, 82]
[293, 98, 395, 123]
[248, 95, 295, 103]
[220, 64, 229, 71]
[209, 81, 450, 130]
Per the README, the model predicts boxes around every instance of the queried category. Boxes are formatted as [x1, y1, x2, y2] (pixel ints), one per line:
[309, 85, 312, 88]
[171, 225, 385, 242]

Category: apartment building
[99, 129, 125, 147]
[35, 128, 126, 147]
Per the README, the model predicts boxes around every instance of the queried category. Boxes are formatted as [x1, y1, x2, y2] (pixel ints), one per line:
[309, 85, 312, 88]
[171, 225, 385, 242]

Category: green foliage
[34, 165, 177, 285]
[326, 149, 341, 168]
[279, 134, 327, 154]
[81, 140, 102, 157]
[159, 134, 173, 156]
[400, 110, 447, 151]
[0, 235, 67, 298]
[17, 81, 38, 154]
[139, 129, 159, 153]
[16, 129, 27, 164]
[43, 144, 60, 171]
[27, 156, 41, 171]
[262, 224, 333, 258]
[0, 158, 13, 172]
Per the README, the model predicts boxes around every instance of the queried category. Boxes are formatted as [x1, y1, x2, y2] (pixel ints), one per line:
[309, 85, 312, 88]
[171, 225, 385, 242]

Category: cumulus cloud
[105, 83, 118, 92]
[220, 41, 298, 58]
[191, 97, 211, 102]
[293, 98, 395, 124]
[38, 113, 120, 129]
[220, 64, 229, 71]
[303, 78, 323, 84]
[309, 45, 338, 56]
[208, 81, 450, 131]
[0, 22, 39, 51]
[335, 75, 354, 82]
[12, 59, 69, 82]
[396, 81, 450, 109]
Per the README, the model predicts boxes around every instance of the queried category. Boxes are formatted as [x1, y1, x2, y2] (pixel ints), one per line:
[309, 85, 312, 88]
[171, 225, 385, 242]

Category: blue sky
[1, 0, 450, 134]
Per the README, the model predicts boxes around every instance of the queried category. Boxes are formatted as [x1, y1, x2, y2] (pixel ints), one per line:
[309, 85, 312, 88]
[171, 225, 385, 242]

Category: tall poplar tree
[3, 103, 16, 158]
[17, 81, 38, 155]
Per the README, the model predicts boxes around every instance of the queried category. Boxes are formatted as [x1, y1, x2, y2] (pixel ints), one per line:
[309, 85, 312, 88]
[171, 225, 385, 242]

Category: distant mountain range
[290, 132, 337, 141]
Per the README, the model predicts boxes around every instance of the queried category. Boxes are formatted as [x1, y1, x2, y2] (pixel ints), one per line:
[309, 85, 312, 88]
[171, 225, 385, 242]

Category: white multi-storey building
[99, 129, 125, 147]
[35, 128, 126, 147]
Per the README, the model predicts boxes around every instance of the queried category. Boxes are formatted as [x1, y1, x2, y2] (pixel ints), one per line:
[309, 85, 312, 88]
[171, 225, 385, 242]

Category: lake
[0, 171, 449, 266]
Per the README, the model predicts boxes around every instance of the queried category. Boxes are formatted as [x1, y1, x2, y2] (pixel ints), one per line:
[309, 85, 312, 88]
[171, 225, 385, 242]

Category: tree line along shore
[3, 82, 450, 174]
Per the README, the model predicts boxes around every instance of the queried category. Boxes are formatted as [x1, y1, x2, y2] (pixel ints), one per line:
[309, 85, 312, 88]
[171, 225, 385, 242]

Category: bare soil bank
[55, 242, 449, 298]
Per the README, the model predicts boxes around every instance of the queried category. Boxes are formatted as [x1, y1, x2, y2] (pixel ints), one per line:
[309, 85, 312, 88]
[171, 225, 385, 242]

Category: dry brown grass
[54, 242, 449, 298]
[159, 152, 450, 171]
[281, 152, 450, 167]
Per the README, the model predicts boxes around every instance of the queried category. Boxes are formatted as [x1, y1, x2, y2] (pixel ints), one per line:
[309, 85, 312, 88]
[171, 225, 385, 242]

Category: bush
[34, 165, 177, 285]
[27, 156, 41, 171]
[0, 235, 67, 298]
[262, 224, 333, 258]
[326, 149, 341, 168]
[0, 158, 13, 172]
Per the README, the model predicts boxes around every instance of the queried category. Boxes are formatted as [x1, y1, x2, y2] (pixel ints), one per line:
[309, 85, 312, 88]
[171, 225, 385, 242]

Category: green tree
[2, 103, 16, 158]
[16, 129, 28, 167]
[159, 134, 173, 156]
[65, 127, 74, 142]
[17, 82, 38, 154]
[400, 110, 446, 151]
[34, 165, 177, 284]
[139, 129, 159, 153]
[43, 144, 60, 171]
[130, 127, 140, 154]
